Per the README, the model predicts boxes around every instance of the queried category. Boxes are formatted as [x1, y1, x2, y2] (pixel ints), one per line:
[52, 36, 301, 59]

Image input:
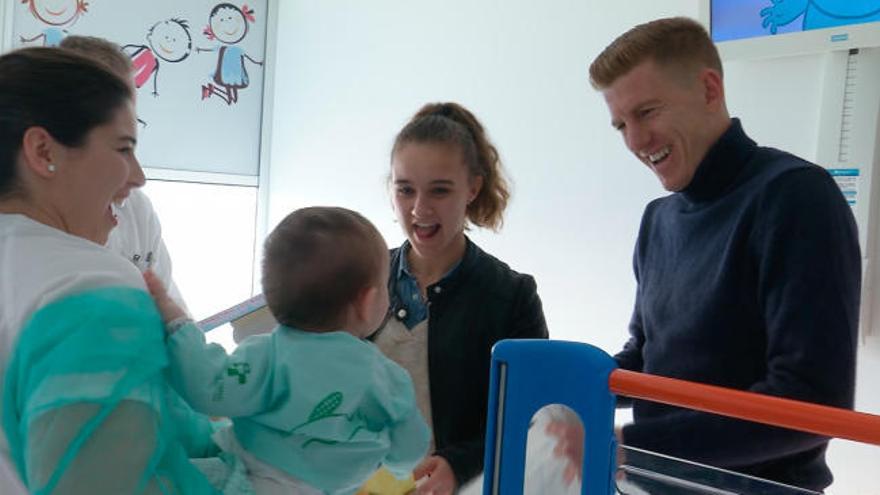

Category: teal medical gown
[3, 287, 221, 494]
[166, 323, 430, 495]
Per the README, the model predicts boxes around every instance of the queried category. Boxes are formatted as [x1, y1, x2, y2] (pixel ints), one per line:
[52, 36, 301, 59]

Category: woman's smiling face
[51, 101, 145, 244]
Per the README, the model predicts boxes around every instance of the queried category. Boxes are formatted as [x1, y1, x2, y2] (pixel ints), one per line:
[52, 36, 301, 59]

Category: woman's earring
[47, 164, 57, 173]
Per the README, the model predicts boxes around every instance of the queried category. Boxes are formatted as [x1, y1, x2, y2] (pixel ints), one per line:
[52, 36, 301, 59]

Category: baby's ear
[354, 285, 378, 323]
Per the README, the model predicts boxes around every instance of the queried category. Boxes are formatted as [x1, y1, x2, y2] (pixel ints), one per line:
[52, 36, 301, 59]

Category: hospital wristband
[167, 316, 194, 336]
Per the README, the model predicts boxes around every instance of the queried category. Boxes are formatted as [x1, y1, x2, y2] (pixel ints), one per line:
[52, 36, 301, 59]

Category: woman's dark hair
[59, 35, 132, 77]
[0, 47, 132, 197]
[392, 102, 511, 231]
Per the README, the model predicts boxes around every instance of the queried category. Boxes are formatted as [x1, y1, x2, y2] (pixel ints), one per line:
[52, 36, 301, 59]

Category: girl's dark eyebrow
[393, 179, 456, 185]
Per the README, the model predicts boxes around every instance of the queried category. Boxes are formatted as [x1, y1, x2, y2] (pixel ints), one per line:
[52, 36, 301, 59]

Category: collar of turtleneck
[680, 118, 758, 204]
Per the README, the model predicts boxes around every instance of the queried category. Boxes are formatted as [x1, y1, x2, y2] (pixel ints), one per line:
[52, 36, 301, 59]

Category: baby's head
[262, 207, 389, 337]
[59, 35, 132, 82]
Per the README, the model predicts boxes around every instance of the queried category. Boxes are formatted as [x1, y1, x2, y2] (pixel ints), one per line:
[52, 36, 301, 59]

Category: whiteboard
[11, 0, 269, 176]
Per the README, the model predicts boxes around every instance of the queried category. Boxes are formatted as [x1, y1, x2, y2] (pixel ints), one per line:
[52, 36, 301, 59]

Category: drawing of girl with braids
[198, 3, 264, 105]
[19, 0, 88, 46]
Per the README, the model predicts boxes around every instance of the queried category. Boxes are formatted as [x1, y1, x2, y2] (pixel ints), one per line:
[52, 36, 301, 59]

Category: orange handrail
[608, 369, 880, 446]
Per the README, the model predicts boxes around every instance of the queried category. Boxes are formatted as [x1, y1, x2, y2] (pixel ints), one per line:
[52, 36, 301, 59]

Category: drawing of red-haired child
[19, 0, 88, 46]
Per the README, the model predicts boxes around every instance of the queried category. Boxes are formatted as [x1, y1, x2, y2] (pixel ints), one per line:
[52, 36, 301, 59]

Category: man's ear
[20, 127, 58, 179]
[699, 67, 725, 111]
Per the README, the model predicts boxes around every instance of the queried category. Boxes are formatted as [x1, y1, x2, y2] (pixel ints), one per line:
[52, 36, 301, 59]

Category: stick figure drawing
[123, 18, 193, 97]
[19, 0, 88, 46]
[198, 3, 264, 105]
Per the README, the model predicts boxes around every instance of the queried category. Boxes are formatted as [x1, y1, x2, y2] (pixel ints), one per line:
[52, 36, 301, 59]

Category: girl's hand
[413, 455, 457, 495]
[546, 420, 584, 485]
[143, 270, 186, 323]
[545, 421, 626, 486]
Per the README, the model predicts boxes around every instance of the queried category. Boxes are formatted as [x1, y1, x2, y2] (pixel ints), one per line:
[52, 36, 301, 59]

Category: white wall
[0, 0, 8, 49]
[268, 0, 697, 354]
[267, 1, 878, 491]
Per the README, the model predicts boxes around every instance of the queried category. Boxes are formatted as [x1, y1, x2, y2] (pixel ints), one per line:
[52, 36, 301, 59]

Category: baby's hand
[143, 270, 186, 323]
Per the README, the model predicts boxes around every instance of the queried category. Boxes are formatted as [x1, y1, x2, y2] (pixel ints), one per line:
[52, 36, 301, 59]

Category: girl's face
[210, 7, 247, 44]
[51, 101, 145, 244]
[30, 0, 80, 26]
[391, 142, 482, 261]
[148, 21, 192, 63]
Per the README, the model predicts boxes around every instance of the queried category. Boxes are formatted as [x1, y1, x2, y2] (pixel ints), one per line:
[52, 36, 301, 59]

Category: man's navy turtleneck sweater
[615, 119, 860, 491]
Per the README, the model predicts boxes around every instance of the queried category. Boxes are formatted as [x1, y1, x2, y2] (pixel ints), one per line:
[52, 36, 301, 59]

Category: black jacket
[371, 238, 548, 485]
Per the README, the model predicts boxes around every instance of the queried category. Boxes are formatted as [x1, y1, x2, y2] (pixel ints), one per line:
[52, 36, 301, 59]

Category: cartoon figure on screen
[198, 3, 264, 105]
[18, 0, 88, 46]
[122, 18, 193, 97]
[761, 0, 880, 35]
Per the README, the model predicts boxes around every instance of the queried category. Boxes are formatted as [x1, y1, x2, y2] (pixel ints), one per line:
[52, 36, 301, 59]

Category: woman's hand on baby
[143, 270, 186, 323]
[413, 455, 456, 495]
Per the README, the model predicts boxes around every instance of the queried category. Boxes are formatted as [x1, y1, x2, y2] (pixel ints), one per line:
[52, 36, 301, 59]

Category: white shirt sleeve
[106, 189, 190, 315]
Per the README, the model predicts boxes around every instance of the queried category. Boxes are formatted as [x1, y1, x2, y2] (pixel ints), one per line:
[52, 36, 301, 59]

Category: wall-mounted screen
[699, 1, 880, 59]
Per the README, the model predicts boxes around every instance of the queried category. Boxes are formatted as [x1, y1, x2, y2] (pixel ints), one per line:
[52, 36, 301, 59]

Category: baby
[145, 206, 429, 494]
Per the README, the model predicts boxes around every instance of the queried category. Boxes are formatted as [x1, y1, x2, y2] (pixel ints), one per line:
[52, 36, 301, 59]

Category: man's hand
[413, 455, 457, 495]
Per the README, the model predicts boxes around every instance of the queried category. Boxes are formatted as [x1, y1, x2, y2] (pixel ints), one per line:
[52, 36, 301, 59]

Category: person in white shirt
[60, 35, 187, 310]
[0, 47, 217, 494]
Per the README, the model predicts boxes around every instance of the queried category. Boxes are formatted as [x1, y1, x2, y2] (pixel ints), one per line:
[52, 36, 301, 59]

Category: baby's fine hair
[59, 35, 132, 80]
[262, 207, 386, 331]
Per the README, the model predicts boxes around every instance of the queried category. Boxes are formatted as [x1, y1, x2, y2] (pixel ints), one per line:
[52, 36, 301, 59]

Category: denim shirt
[393, 243, 463, 329]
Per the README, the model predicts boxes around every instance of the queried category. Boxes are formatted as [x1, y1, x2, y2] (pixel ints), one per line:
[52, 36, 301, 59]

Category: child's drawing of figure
[19, 0, 88, 46]
[199, 3, 264, 105]
[123, 18, 193, 97]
